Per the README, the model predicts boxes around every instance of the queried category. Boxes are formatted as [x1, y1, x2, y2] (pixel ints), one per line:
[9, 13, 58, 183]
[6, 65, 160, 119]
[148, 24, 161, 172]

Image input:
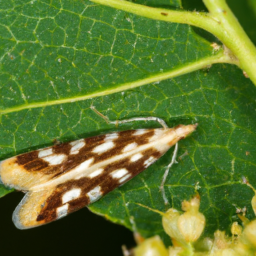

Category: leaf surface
[0, 0, 256, 244]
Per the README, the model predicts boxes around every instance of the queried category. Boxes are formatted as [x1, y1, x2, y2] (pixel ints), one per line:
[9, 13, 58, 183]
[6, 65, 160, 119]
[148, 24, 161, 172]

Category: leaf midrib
[1, 52, 229, 115]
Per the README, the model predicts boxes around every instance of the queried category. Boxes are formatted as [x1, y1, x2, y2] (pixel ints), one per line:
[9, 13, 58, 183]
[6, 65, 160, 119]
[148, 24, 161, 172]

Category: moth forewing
[0, 124, 197, 229]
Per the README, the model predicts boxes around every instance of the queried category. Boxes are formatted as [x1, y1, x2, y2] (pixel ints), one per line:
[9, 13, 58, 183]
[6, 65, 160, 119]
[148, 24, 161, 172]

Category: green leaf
[0, 0, 255, 246]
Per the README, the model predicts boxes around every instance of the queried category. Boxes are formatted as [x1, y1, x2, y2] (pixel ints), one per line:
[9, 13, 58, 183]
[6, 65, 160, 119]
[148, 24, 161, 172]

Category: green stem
[90, 0, 220, 35]
[203, 0, 256, 84]
[90, 0, 256, 86]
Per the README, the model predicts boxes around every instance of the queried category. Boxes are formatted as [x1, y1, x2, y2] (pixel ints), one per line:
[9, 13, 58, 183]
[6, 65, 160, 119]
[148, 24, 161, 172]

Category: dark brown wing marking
[16, 151, 38, 165]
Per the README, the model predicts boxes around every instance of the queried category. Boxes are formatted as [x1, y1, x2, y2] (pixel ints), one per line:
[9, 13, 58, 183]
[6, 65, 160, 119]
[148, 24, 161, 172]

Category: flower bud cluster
[131, 194, 256, 256]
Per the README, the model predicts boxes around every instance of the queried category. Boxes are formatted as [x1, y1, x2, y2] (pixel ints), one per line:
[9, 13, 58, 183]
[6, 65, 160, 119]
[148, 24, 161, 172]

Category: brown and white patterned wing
[12, 143, 170, 229]
[0, 124, 197, 229]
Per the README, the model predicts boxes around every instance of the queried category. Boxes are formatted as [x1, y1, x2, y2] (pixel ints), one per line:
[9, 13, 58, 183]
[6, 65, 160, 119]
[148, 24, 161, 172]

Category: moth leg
[122, 245, 132, 256]
[160, 142, 179, 205]
[90, 105, 168, 129]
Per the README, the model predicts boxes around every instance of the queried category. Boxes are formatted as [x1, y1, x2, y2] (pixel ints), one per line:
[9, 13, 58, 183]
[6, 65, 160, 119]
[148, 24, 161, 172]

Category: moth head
[174, 123, 198, 140]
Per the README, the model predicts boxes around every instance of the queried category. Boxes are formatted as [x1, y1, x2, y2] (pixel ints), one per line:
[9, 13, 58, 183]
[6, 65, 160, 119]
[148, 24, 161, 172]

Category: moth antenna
[90, 105, 111, 124]
[90, 106, 168, 129]
[134, 202, 164, 216]
[114, 116, 168, 129]
[160, 143, 179, 205]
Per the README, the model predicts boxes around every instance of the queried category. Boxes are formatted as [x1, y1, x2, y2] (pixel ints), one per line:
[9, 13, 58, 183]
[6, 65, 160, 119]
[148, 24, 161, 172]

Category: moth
[0, 112, 197, 229]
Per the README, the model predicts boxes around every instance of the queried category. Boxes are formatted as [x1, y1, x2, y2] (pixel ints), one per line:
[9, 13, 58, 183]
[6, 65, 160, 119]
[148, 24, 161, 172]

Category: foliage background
[0, 0, 256, 255]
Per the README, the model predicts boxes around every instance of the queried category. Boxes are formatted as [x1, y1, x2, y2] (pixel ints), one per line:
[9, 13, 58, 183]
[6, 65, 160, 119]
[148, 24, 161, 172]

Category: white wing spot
[38, 148, 53, 158]
[105, 133, 119, 140]
[43, 154, 67, 165]
[88, 168, 104, 178]
[149, 129, 164, 142]
[134, 129, 147, 136]
[70, 139, 84, 146]
[92, 141, 114, 154]
[87, 186, 102, 203]
[70, 140, 85, 155]
[73, 158, 94, 180]
[123, 142, 138, 153]
[57, 204, 69, 219]
[130, 153, 143, 162]
[119, 173, 132, 183]
[144, 156, 156, 168]
[111, 168, 129, 179]
[62, 188, 81, 204]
